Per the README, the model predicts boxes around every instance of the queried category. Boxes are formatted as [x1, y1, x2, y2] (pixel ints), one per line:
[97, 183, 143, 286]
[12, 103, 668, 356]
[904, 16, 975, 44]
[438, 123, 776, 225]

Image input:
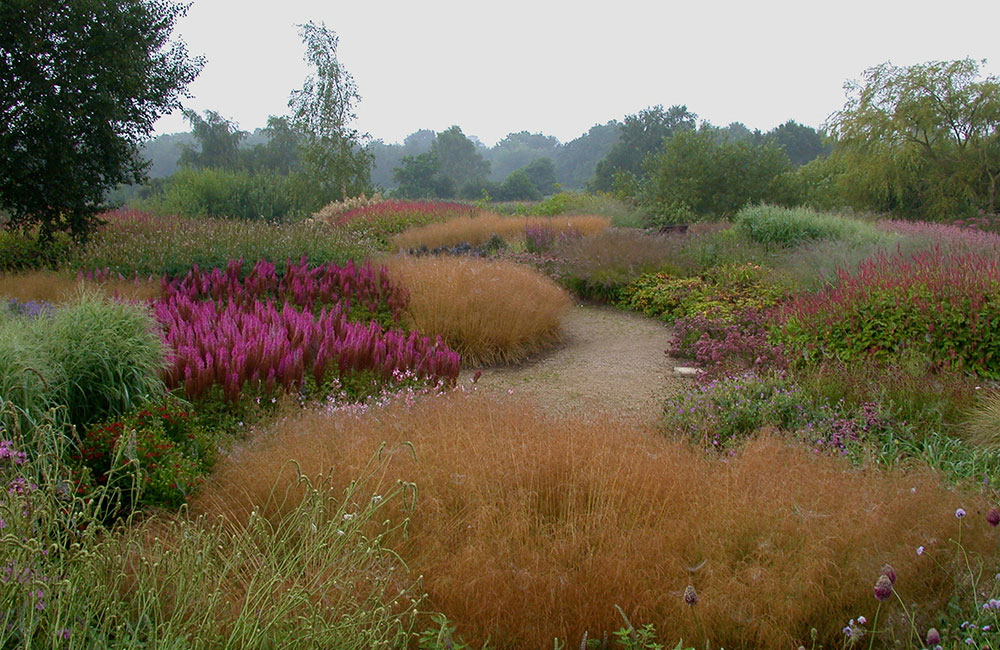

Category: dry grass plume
[383, 255, 572, 366]
[391, 214, 609, 251]
[192, 391, 997, 649]
[0, 270, 160, 303]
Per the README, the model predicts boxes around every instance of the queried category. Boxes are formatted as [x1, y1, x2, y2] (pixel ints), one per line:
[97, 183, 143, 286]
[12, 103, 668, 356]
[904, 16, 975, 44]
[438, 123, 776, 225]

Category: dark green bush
[0, 227, 75, 272]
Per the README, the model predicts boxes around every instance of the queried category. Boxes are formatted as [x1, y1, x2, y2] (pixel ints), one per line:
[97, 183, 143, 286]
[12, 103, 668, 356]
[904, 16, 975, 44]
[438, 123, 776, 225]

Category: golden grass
[192, 391, 997, 649]
[383, 255, 572, 366]
[0, 270, 160, 303]
[962, 388, 1000, 449]
[390, 213, 610, 251]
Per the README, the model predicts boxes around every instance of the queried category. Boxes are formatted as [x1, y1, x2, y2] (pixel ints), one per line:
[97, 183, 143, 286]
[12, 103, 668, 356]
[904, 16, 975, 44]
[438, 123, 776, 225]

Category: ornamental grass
[193, 391, 999, 650]
[390, 214, 609, 251]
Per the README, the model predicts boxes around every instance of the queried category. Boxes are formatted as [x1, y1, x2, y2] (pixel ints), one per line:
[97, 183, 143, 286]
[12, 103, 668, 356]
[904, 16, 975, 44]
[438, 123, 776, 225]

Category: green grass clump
[505, 191, 647, 227]
[734, 204, 886, 248]
[0, 319, 64, 434]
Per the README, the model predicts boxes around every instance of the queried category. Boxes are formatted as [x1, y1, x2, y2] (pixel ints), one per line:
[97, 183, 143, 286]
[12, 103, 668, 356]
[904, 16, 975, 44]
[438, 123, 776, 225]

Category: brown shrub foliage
[391, 214, 609, 251]
[383, 256, 572, 366]
[193, 392, 999, 649]
[0, 270, 160, 303]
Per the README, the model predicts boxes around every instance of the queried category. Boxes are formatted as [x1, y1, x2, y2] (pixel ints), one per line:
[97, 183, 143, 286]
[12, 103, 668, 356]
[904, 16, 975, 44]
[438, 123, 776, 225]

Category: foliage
[591, 105, 697, 193]
[0, 228, 75, 272]
[289, 21, 373, 203]
[0, 0, 202, 241]
[75, 209, 377, 277]
[495, 169, 541, 202]
[776, 248, 1000, 378]
[734, 203, 887, 248]
[142, 166, 305, 221]
[383, 256, 572, 366]
[0, 317, 64, 435]
[554, 120, 620, 189]
[393, 150, 455, 199]
[554, 228, 688, 302]
[520, 157, 558, 196]
[827, 58, 1000, 220]
[73, 396, 208, 514]
[619, 262, 786, 322]
[670, 308, 788, 381]
[764, 120, 831, 166]
[432, 126, 490, 193]
[178, 109, 247, 170]
[487, 131, 561, 181]
[198, 390, 1000, 649]
[637, 128, 794, 224]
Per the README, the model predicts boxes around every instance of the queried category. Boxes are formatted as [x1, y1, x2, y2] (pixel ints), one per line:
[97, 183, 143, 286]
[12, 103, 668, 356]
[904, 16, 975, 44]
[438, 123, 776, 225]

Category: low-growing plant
[776, 248, 1000, 378]
[554, 228, 687, 302]
[383, 256, 572, 366]
[619, 262, 786, 322]
[315, 199, 477, 248]
[75, 209, 377, 277]
[508, 191, 647, 227]
[0, 270, 160, 304]
[961, 389, 1000, 450]
[670, 308, 788, 380]
[72, 395, 209, 514]
[735, 204, 887, 248]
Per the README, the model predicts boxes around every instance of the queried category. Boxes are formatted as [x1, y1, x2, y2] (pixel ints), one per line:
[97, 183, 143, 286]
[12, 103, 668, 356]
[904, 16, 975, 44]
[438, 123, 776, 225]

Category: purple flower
[683, 585, 698, 606]
[956, 507, 967, 518]
[874, 574, 893, 601]
[986, 507, 1000, 527]
[926, 628, 941, 645]
[917, 545, 925, 555]
[880, 564, 896, 586]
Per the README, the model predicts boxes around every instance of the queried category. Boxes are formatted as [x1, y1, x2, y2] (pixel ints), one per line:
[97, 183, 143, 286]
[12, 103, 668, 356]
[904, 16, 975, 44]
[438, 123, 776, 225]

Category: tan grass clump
[192, 391, 997, 649]
[0, 271, 160, 303]
[962, 388, 1000, 449]
[383, 255, 571, 366]
[391, 214, 610, 251]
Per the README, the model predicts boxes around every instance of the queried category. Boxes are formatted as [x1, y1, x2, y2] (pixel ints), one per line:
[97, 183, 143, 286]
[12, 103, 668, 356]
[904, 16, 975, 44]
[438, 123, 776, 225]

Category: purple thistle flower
[873, 574, 893, 601]
[880, 564, 897, 586]
[926, 628, 941, 645]
[956, 507, 967, 518]
[683, 585, 698, 606]
[986, 507, 1000, 527]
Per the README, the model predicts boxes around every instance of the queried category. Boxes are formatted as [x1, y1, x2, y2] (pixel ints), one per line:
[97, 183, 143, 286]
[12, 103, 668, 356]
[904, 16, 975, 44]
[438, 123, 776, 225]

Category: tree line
[2, 0, 998, 241]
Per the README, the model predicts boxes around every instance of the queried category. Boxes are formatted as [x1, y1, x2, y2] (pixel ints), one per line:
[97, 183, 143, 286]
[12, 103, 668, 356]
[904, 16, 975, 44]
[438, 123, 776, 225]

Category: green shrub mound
[734, 204, 885, 248]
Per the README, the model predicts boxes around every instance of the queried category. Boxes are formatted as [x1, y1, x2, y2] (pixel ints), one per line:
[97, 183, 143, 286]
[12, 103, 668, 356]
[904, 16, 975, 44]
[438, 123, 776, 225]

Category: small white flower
[342, 513, 354, 521]
[857, 616, 867, 625]
[917, 545, 925, 555]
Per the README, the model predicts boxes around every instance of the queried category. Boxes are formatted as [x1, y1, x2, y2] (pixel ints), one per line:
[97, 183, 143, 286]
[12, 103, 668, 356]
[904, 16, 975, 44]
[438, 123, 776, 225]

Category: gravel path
[458, 303, 690, 423]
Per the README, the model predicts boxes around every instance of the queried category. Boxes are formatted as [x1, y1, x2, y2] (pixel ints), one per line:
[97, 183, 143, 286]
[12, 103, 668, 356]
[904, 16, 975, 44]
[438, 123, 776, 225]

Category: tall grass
[193, 391, 999, 649]
[0, 412, 420, 648]
[735, 204, 888, 248]
[390, 214, 609, 251]
[383, 256, 572, 366]
[76, 209, 378, 277]
[0, 270, 160, 304]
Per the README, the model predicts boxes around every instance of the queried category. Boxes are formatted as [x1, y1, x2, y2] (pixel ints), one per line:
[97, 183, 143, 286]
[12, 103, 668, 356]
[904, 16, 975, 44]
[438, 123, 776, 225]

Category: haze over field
[153, 0, 1000, 145]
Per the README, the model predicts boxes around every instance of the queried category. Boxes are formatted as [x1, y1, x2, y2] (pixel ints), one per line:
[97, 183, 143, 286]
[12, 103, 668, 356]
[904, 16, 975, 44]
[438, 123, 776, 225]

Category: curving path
[458, 303, 689, 423]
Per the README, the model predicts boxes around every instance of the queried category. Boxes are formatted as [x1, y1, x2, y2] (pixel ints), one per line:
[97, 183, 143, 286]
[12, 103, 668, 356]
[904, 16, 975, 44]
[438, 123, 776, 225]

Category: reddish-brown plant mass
[194, 392, 998, 649]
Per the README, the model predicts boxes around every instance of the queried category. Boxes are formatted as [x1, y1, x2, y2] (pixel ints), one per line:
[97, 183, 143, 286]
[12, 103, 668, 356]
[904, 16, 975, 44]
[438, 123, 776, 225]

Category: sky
[152, 0, 1000, 146]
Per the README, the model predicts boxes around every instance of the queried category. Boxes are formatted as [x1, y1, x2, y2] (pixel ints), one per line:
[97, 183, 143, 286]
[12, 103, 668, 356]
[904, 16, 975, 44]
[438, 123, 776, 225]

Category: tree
[521, 157, 557, 196]
[487, 131, 560, 180]
[590, 105, 697, 192]
[827, 58, 1000, 219]
[554, 121, 620, 189]
[638, 128, 793, 224]
[179, 109, 246, 170]
[765, 120, 830, 167]
[432, 126, 490, 190]
[495, 169, 542, 202]
[392, 150, 454, 199]
[0, 0, 202, 240]
[245, 115, 305, 175]
[289, 21, 373, 203]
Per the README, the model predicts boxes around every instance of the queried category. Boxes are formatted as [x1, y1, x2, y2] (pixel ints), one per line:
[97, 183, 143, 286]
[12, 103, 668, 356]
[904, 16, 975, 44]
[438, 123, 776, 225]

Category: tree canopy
[827, 58, 1000, 219]
[0, 0, 202, 240]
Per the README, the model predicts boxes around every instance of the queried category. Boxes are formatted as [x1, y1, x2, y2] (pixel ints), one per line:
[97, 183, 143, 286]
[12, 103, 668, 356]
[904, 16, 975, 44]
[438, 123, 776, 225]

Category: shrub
[776, 248, 1000, 378]
[142, 166, 304, 221]
[383, 256, 572, 366]
[73, 396, 208, 514]
[670, 308, 788, 381]
[76, 209, 377, 277]
[390, 214, 609, 252]
[619, 262, 786, 322]
[38, 291, 167, 429]
[553, 228, 686, 302]
[193, 390, 999, 650]
[0, 227, 75, 272]
[734, 204, 887, 248]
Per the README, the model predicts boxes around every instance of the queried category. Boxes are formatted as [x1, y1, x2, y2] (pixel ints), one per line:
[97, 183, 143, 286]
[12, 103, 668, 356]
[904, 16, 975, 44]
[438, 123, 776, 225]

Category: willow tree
[827, 58, 1000, 220]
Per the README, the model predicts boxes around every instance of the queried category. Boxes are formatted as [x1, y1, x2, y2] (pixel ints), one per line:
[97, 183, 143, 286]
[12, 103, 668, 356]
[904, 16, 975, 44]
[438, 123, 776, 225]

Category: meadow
[2, 197, 1000, 649]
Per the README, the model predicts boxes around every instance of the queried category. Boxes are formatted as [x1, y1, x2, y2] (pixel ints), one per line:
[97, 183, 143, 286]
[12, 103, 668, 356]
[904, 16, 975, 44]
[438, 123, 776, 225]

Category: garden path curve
[458, 303, 689, 423]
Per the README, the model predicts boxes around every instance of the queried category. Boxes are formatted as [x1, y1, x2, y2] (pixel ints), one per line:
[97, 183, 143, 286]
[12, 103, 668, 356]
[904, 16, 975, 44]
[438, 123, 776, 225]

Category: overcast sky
[152, 0, 1000, 146]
